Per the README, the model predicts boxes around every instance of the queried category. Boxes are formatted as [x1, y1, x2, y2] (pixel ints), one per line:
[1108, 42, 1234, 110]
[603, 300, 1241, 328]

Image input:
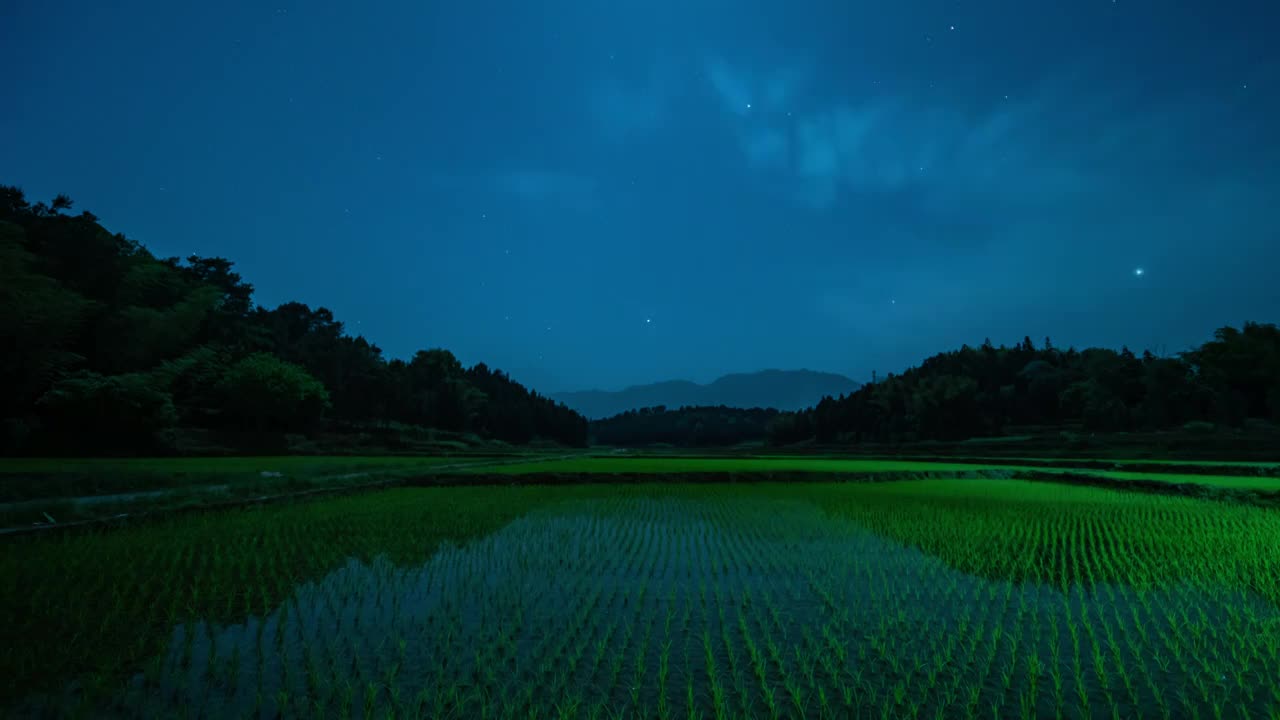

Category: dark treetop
[0, 189, 587, 454]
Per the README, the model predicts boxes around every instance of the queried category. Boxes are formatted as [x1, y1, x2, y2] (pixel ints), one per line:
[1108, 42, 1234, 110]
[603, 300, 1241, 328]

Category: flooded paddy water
[52, 485, 1280, 719]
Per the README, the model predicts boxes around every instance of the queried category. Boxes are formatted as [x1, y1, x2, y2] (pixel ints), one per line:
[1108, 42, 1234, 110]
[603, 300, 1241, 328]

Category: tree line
[591, 405, 779, 447]
[0, 187, 588, 453]
[586, 329, 1280, 448]
[770, 329, 1280, 445]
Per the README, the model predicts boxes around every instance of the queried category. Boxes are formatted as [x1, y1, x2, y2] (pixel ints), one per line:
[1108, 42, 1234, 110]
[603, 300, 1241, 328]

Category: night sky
[4, 1, 1278, 394]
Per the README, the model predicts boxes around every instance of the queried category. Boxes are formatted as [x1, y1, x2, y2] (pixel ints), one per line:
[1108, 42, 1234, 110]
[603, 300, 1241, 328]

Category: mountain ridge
[553, 369, 860, 419]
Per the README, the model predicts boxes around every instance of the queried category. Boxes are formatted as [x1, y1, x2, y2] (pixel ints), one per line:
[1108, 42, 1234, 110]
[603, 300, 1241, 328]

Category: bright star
[1134, 267, 1145, 277]
[645, 318, 652, 324]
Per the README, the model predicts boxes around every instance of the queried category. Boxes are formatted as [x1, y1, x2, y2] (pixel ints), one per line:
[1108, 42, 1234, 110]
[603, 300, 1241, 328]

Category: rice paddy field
[5, 472, 1280, 719]
[471, 456, 1280, 493]
[0, 455, 509, 503]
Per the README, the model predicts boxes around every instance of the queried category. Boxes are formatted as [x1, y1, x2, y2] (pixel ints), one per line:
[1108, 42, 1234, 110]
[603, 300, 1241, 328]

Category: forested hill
[581, 329, 1280, 449]
[555, 369, 859, 419]
[770, 328, 1280, 445]
[592, 406, 780, 447]
[0, 187, 588, 454]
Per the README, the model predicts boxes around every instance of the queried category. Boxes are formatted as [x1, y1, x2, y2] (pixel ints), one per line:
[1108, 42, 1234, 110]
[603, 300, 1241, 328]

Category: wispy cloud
[426, 169, 597, 209]
[703, 58, 1239, 213]
[591, 59, 684, 141]
[693, 56, 1280, 351]
[493, 170, 595, 203]
[707, 57, 805, 116]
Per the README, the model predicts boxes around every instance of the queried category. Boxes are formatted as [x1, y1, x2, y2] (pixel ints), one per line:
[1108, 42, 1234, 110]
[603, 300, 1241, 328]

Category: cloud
[706, 57, 805, 116]
[425, 169, 597, 209]
[702, 59, 1241, 213]
[591, 59, 685, 141]
[742, 127, 789, 169]
[493, 170, 595, 202]
[707, 58, 752, 115]
[593, 83, 666, 139]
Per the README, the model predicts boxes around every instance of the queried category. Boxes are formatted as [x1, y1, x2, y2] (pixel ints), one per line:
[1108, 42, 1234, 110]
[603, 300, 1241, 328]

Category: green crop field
[0, 455, 484, 500]
[470, 455, 1280, 494]
[476, 457, 1007, 475]
[1086, 470, 1280, 490]
[5, 479, 1280, 718]
[0, 455, 499, 476]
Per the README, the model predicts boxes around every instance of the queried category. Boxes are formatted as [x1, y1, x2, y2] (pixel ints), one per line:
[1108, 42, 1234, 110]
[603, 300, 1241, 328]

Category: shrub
[1182, 420, 1217, 435]
[216, 352, 331, 431]
[36, 371, 178, 452]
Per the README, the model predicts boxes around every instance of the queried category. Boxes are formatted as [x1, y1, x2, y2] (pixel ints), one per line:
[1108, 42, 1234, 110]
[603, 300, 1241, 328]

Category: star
[949, 25, 955, 31]
[1134, 267, 1145, 277]
[746, 103, 752, 110]
[645, 318, 652, 324]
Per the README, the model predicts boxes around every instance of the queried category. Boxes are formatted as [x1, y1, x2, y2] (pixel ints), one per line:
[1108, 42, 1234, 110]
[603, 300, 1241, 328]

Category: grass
[3, 450, 1279, 538]
[1048, 458, 1280, 468]
[471, 455, 1280, 493]
[1088, 470, 1280, 490]
[5, 479, 1280, 718]
[0, 455, 506, 503]
[0, 454, 602, 527]
[474, 457, 1007, 475]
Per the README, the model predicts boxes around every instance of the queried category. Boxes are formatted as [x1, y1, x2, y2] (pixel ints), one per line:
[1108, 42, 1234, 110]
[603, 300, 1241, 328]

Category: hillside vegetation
[0, 187, 587, 454]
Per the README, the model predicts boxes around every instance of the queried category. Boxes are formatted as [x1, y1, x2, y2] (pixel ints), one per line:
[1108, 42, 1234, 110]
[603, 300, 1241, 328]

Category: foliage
[34, 371, 178, 452]
[215, 352, 331, 431]
[0, 186, 588, 451]
[591, 405, 780, 446]
[777, 330, 1280, 444]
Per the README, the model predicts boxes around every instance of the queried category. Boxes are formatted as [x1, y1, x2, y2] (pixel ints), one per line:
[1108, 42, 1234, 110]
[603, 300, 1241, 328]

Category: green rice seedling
[554, 693, 582, 720]
[784, 671, 806, 717]
[761, 682, 780, 720]
[703, 632, 727, 720]
[657, 640, 673, 719]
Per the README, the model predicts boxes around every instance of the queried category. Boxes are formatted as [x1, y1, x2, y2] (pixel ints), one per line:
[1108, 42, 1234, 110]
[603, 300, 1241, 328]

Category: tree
[1183, 322, 1280, 423]
[0, 188, 592, 453]
[0, 221, 94, 422]
[36, 371, 177, 452]
[216, 353, 331, 431]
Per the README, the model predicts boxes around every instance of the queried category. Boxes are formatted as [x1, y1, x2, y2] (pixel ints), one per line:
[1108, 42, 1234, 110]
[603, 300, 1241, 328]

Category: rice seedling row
[5, 480, 1280, 718]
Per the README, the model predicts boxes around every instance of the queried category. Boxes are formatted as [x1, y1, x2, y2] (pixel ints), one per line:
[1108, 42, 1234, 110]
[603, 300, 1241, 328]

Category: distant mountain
[554, 370, 860, 419]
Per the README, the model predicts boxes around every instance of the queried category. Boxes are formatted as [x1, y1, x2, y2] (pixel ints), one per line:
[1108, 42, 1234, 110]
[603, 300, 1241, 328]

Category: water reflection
[80, 497, 1280, 718]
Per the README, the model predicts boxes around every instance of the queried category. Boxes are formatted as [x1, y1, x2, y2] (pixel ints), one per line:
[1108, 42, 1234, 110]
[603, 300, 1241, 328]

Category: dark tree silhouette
[0, 186, 589, 453]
